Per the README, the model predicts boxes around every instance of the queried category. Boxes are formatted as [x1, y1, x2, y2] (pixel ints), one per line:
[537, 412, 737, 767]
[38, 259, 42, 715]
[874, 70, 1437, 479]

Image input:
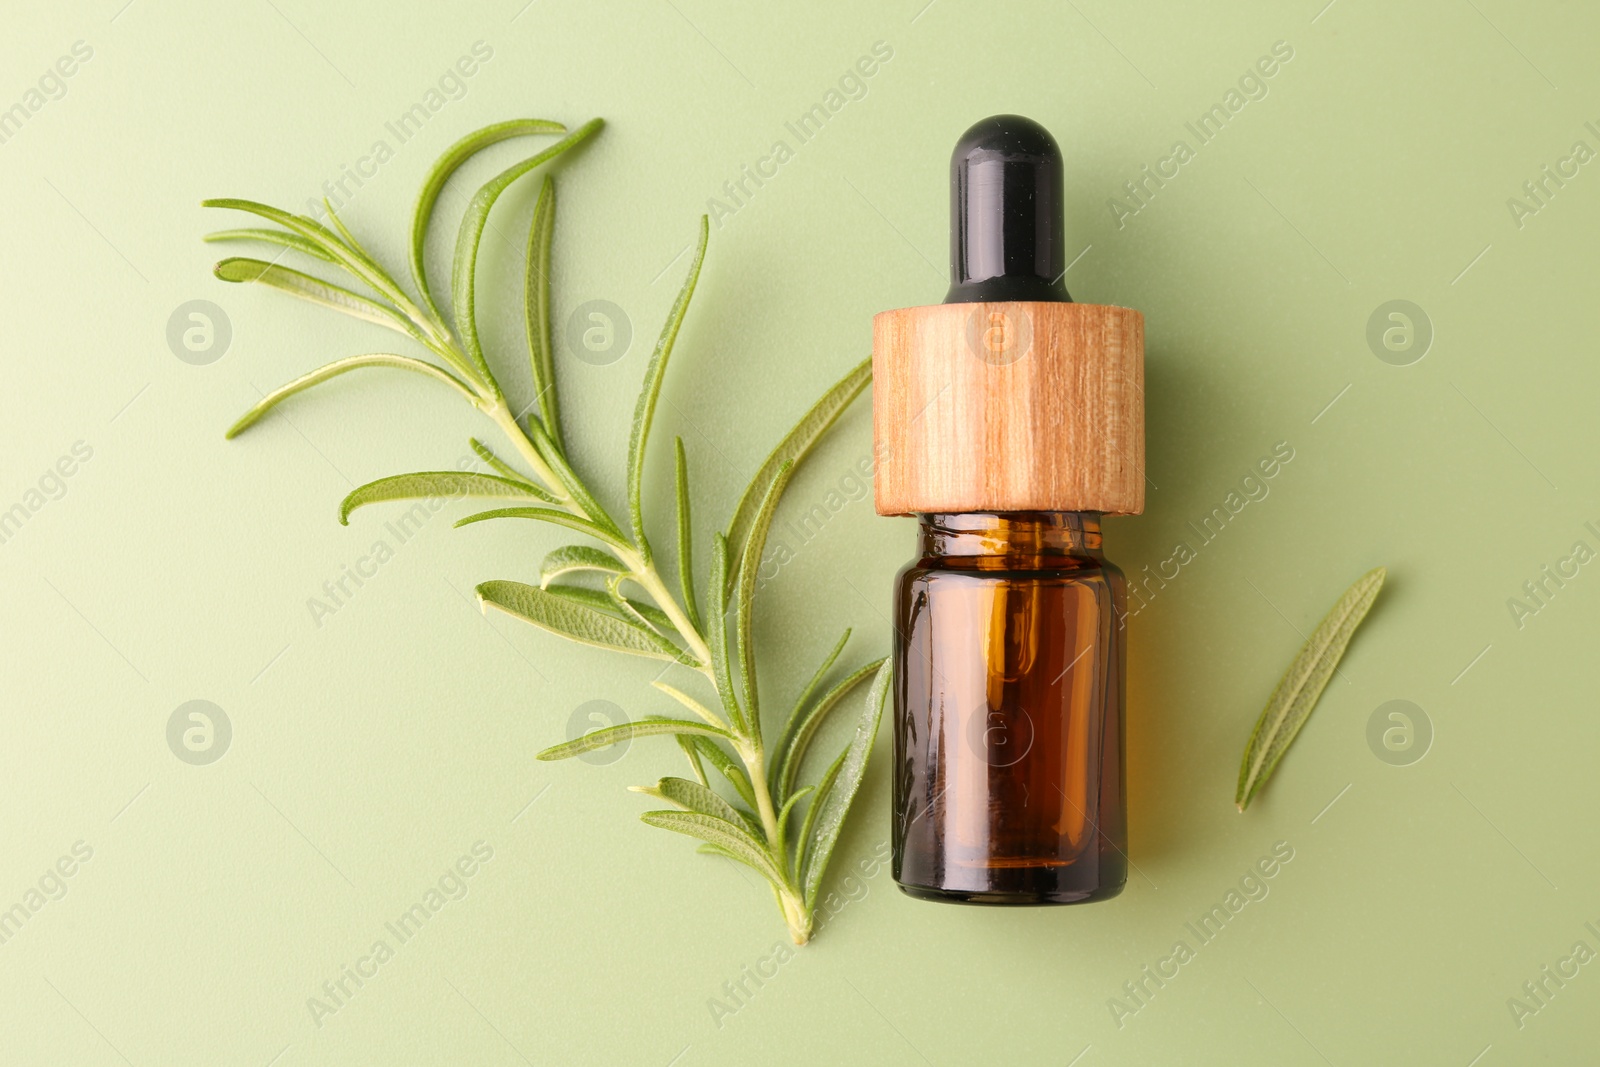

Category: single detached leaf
[341, 471, 553, 524]
[632, 777, 761, 837]
[214, 257, 425, 344]
[525, 174, 561, 447]
[409, 118, 566, 325]
[774, 656, 886, 800]
[725, 356, 871, 601]
[539, 545, 625, 587]
[800, 658, 892, 908]
[225, 353, 476, 439]
[478, 579, 677, 661]
[537, 717, 731, 760]
[1236, 567, 1387, 812]
[204, 228, 337, 262]
[450, 120, 603, 394]
[639, 810, 787, 888]
[626, 216, 708, 562]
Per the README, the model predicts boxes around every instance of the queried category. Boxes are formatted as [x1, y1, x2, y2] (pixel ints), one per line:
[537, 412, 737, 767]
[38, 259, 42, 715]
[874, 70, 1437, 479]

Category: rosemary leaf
[639, 810, 787, 888]
[733, 459, 794, 735]
[340, 471, 554, 525]
[683, 736, 758, 810]
[224, 353, 476, 439]
[626, 216, 708, 564]
[455, 506, 629, 550]
[725, 357, 871, 601]
[539, 545, 626, 587]
[1236, 566, 1387, 812]
[632, 777, 762, 838]
[409, 117, 566, 325]
[204, 228, 337, 262]
[768, 629, 850, 795]
[525, 175, 561, 447]
[674, 437, 701, 632]
[800, 658, 893, 907]
[774, 656, 886, 801]
[213, 257, 420, 339]
[477, 579, 677, 661]
[537, 718, 732, 760]
[450, 120, 603, 398]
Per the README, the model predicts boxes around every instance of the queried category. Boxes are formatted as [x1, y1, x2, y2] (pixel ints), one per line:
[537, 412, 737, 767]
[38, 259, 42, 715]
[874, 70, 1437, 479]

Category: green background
[3, 0, 1597, 1062]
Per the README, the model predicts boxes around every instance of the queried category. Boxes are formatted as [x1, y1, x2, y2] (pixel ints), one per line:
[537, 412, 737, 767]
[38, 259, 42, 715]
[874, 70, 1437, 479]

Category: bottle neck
[918, 512, 1103, 560]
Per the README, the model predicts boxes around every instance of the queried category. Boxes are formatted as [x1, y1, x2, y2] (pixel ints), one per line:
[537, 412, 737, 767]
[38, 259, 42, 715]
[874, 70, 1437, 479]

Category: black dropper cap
[944, 114, 1071, 305]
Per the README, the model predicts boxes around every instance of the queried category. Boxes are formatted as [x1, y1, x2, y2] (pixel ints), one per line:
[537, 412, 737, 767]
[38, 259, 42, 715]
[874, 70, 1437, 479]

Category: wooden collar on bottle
[872, 301, 1144, 517]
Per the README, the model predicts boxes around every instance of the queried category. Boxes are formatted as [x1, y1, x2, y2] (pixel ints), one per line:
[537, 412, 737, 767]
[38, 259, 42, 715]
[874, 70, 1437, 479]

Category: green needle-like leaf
[706, 535, 747, 735]
[450, 120, 603, 396]
[677, 735, 709, 787]
[214, 257, 423, 340]
[539, 545, 626, 587]
[1236, 567, 1387, 812]
[796, 753, 844, 873]
[626, 216, 708, 563]
[204, 228, 337, 261]
[542, 583, 675, 635]
[478, 579, 678, 661]
[683, 736, 758, 810]
[525, 174, 561, 447]
[469, 437, 530, 482]
[339, 471, 553, 525]
[733, 459, 794, 733]
[769, 629, 850, 793]
[410, 117, 566, 325]
[203, 199, 434, 345]
[800, 658, 892, 908]
[225, 354, 476, 439]
[674, 437, 701, 633]
[537, 718, 732, 760]
[524, 415, 628, 543]
[632, 777, 761, 837]
[725, 356, 872, 600]
[774, 657, 885, 800]
[455, 506, 630, 550]
[639, 810, 787, 888]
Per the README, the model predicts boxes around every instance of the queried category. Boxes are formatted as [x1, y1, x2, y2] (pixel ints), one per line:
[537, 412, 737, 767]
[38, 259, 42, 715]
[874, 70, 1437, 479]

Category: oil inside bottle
[892, 511, 1127, 904]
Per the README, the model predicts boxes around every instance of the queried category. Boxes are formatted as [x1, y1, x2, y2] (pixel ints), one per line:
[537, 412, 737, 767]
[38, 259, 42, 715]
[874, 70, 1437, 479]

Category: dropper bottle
[872, 115, 1144, 904]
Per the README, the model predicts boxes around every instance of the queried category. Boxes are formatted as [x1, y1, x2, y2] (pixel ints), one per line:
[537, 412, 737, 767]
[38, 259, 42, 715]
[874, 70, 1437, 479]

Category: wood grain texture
[872, 301, 1144, 516]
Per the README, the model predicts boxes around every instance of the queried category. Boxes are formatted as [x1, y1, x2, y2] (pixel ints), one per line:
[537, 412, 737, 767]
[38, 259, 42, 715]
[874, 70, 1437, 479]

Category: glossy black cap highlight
[944, 114, 1071, 304]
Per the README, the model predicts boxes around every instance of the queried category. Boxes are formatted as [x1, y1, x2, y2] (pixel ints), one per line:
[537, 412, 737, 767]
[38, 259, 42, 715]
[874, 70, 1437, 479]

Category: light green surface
[2, 0, 1597, 1062]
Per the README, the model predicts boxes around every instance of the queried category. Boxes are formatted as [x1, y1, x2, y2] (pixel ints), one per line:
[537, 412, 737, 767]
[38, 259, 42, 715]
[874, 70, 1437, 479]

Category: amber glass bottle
[892, 511, 1127, 903]
[872, 115, 1144, 906]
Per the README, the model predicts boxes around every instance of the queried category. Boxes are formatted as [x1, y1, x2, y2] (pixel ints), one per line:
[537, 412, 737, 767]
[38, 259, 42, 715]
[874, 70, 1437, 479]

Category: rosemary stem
[484, 399, 717, 673]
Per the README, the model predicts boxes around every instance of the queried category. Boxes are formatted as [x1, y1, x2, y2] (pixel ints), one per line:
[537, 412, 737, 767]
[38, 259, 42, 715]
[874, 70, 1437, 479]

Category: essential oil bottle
[873, 115, 1144, 905]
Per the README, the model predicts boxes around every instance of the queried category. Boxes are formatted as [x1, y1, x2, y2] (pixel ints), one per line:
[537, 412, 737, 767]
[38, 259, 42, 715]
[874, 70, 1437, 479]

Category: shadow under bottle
[892, 511, 1127, 905]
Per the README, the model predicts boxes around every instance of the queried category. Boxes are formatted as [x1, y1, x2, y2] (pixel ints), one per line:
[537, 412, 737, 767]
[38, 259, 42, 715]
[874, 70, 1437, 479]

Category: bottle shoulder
[898, 553, 1124, 584]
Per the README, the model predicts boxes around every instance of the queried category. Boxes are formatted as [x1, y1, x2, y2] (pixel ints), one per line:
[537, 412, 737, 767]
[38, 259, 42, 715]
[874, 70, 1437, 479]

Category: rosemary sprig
[206, 116, 886, 944]
[1236, 566, 1386, 811]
